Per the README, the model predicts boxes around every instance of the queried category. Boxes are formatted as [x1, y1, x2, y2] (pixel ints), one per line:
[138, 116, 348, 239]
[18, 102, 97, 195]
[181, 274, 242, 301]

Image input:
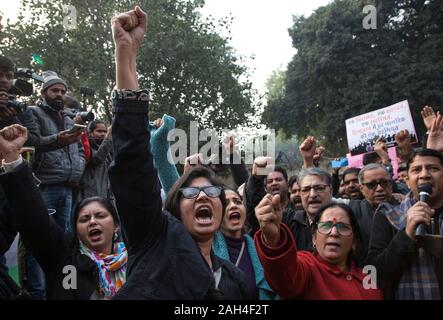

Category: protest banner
[347, 147, 399, 179]
[345, 100, 418, 156]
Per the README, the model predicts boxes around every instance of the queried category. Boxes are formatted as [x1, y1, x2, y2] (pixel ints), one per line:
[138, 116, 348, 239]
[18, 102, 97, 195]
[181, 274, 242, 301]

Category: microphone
[415, 183, 433, 237]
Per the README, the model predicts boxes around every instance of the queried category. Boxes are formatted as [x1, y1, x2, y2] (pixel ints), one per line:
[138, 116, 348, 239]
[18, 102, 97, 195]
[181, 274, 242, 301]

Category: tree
[0, 0, 257, 133]
[262, 0, 443, 154]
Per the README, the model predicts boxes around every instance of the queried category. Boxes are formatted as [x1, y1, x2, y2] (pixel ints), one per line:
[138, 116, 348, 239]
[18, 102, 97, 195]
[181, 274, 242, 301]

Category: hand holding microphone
[405, 183, 434, 240]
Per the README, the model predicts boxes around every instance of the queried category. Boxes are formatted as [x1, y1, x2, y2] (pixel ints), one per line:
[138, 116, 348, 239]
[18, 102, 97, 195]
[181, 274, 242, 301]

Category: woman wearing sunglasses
[165, 169, 251, 299]
[212, 188, 278, 300]
[254, 199, 383, 300]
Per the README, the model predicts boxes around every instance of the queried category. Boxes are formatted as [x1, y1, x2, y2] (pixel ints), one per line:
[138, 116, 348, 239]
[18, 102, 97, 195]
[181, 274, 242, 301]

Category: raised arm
[150, 115, 180, 195]
[244, 156, 273, 235]
[223, 134, 248, 187]
[254, 193, 312, 299]
[108, 6, 166, 252]
[299, 136, 316, 169]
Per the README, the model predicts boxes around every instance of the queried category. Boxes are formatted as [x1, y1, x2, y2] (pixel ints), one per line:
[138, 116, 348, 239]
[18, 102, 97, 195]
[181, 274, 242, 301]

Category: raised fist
[0, 124, 28, 162]
[112, 6, 148, 51]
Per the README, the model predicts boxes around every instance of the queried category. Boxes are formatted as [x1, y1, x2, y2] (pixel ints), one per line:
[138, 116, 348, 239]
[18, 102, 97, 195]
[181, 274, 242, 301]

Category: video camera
[6, 68, 44, 114]
[64, 94, 96, 123]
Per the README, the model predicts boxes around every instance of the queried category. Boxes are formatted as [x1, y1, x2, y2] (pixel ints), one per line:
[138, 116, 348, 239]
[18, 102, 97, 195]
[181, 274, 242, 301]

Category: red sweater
[254, 224, 383, 300]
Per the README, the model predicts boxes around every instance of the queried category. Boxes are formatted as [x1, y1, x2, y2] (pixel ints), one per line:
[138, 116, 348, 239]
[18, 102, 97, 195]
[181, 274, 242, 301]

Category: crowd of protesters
[0, 6, 442, 300]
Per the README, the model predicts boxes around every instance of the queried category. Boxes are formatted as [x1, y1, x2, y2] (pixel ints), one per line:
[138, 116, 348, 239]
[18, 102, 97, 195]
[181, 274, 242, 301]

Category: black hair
[397, 164, 407, 174]
[311, 202, 364, 267]
[223, 187, 241, 198]
[0, 56, 15, 72]
[342, 167, 360, 182]
[88, 119, 106, 133]
[265, 166, 288, 183]
[165, 166, 227, 221]
[362, 152, 380, 165]
[72, 197, 120, 233]
[288, 175, 298, 188]
[63, 95, 81, 109]
[407, 148, 443, 171]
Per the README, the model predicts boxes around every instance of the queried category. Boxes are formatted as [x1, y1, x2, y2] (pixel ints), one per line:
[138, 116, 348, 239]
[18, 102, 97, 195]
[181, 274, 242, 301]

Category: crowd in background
[0, 6, 443, 300]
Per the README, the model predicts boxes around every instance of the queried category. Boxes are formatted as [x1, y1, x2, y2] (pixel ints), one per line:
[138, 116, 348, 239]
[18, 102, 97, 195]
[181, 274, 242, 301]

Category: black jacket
[0, 163, 100, 299]
[282, 208, 314, 252]
[349, 198, 400, 263]
[367, 209, 443, 299]
[109, 94, 248, 300]
[348, 199, 376, 261]
[245, 175, 268, 235]
[0, 108, 40, 147]
[211, 252, 251, 299]
[0, 185, 16, 256]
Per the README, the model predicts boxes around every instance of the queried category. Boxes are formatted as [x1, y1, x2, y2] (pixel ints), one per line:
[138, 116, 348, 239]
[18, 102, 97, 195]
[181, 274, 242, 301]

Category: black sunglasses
[362, 179, 392, 190]
[180, 186, 222, 199]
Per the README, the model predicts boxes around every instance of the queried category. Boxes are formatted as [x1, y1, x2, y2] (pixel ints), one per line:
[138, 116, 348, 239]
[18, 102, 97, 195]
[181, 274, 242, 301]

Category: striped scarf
[377, 193, 441, 300]
[79, 241, 128, 299]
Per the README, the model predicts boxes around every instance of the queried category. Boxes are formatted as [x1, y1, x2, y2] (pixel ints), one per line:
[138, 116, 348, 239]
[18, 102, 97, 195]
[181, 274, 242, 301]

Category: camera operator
[0, 56, 42, 283]
[25, 71, 85, 300]
[0, 56, 39, 146]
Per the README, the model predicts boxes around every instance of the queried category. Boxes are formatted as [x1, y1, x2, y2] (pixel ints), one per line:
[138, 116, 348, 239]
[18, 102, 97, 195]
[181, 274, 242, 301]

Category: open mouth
[88, 229, 102, 242]
[195, 206, 213, 225]
[228, 211, 242, 223]
[270, 187, 280, 194]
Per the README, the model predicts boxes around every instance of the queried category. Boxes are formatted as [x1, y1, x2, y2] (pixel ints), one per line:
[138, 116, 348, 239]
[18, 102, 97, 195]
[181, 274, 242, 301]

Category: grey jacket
[29, 101, 85, 186]
[78, 137, 113, 202]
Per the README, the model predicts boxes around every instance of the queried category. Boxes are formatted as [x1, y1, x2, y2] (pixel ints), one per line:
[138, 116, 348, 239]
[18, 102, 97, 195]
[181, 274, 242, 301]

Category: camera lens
[7, 100, 27, 114]
[79, 111, 95, 122]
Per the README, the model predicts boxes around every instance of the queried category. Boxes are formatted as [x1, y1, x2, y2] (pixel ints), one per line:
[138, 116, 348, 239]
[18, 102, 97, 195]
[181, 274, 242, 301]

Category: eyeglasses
[362, 179, 392, 190]
[317, 221, 353, 236]
[300, 184, 329, 195]
[180, 186, 222, 199]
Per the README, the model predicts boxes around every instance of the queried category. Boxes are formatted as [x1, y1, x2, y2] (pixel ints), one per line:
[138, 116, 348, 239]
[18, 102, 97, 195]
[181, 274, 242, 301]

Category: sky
[200, 0, 331, 94]
[1, 0, 331, 96]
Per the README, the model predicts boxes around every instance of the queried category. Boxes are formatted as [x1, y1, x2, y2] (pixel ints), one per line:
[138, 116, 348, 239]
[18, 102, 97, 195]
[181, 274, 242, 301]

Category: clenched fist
[0, 124, 28, 162]
[112, 6, 148, 51]
[252, 156, 274, 177]
[255, 193, 282, 246]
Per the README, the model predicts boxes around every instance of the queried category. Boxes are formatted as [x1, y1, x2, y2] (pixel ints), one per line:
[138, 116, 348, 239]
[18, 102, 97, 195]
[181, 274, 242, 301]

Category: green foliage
[262, 0, 443, 154]
[0, 0, 256, 132]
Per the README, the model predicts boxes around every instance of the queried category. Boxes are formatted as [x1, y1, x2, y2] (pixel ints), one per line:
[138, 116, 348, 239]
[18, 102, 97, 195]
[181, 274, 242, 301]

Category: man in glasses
[279, 167, 334, 251]
[367, 149, 443, 299]
[358, 163, 395, 209]
[345, 163, 397, 260]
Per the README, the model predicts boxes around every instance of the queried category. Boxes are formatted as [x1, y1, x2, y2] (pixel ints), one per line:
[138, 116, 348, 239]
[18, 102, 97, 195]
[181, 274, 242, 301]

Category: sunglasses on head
[180, 186, 222, 199]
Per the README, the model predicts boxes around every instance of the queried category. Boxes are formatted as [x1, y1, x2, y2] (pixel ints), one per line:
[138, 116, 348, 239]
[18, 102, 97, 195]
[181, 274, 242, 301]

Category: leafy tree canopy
[263, 0, 443, 154]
